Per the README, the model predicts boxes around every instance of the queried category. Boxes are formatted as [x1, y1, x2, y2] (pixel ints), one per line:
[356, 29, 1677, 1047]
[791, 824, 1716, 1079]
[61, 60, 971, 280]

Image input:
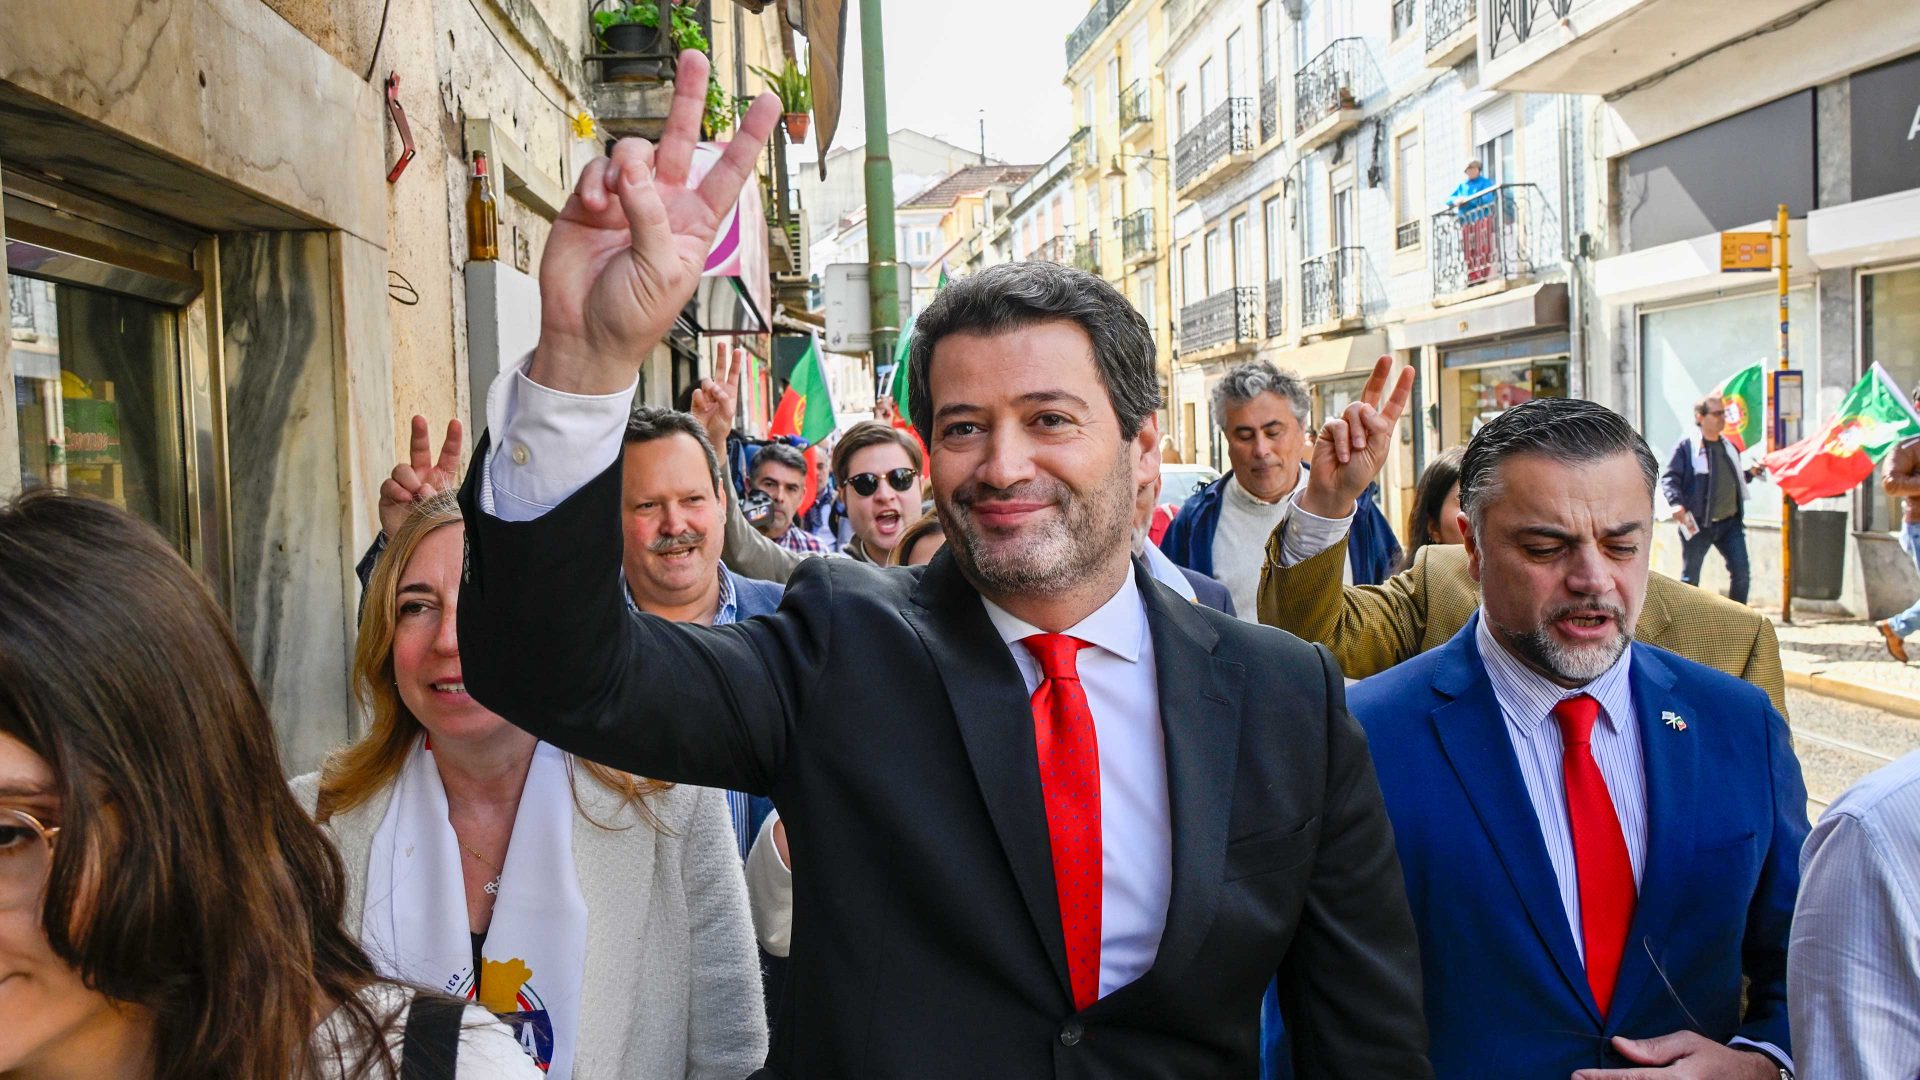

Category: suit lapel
[1429, 619, 1600, 1024]
[1603, 644, 1694, 1027]
[903, 549, 1073, 1003]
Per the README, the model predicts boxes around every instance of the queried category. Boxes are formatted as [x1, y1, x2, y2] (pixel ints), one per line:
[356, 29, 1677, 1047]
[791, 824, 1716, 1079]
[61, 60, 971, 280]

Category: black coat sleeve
[455, 437, 829, 796]
[1660, 440, 1690, 511]
[1276, 643, 1434, 1079]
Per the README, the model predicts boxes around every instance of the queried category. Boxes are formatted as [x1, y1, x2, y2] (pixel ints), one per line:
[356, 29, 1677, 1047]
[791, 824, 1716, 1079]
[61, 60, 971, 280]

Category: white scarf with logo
[361, 739, 587, 1079]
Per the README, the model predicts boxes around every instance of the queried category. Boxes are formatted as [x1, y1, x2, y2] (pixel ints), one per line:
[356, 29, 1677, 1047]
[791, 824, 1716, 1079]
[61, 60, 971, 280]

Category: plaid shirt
[775, 526, 829, 554]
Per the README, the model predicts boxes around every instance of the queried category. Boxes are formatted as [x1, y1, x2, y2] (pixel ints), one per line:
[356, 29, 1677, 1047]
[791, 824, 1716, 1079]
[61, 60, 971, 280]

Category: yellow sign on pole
[1721, 231, 1774, 272]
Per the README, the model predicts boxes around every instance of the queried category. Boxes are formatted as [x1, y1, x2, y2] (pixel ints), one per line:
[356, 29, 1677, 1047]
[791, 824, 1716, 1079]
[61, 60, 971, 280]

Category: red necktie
[1551, 693, 1637, 1017]
[1023, 633, 1103, 1011]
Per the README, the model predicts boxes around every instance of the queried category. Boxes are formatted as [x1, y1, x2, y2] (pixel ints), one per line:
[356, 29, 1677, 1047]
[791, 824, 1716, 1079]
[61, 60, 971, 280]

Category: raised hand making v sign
[1295, 354, 1417, 522]
[529, 51, 780, 396]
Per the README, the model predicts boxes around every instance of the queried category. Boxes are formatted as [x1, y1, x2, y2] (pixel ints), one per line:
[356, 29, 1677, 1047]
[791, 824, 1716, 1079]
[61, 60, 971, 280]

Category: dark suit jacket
[1179, 565, 1236, 616]
[457, 445, 1430, 1079]
[1347, 618, 1806, 1079]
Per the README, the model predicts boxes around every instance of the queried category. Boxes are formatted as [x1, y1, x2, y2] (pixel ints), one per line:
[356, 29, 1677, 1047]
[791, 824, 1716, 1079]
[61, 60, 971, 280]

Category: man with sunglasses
[829, 421, 927, 564]
[454, 54, 1428, 1079]
[1660, 393, 1758, 605]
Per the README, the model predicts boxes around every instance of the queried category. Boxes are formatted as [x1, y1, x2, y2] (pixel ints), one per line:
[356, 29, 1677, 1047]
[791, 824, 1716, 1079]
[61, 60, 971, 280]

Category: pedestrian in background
[747, 440, 829, 553]
[1876, 393, 1920, 661]
[1661, 393, 1756, 605]
[829, 419, 927, 564]
[1446, 161, 1497, 285]
[0, 489, 538, 1079]
[1399, 445, 1467, 573]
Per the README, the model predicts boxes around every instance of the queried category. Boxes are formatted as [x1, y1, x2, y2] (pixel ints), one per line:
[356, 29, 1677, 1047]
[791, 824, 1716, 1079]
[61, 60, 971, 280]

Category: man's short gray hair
[1211, 362, 1311, 429]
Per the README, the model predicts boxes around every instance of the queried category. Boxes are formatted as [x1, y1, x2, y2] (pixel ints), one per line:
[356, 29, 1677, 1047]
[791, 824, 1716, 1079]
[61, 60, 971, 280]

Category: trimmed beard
[1493, 601, 1632, 684]
[943, 443, 1137, 597]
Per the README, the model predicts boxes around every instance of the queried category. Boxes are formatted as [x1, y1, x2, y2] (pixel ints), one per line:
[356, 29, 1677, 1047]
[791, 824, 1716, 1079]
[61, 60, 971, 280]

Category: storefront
[1396, 282, 1570, 449]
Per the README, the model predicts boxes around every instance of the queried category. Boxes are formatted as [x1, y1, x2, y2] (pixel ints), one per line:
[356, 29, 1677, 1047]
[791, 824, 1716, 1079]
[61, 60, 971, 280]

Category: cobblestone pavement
[1790, 687, 1917, 819]
[1776, 616, 1920, 693]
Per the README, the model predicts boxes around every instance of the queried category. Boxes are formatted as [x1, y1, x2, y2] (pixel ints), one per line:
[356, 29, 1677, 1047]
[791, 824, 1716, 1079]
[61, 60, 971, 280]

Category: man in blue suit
[1320, 395, 1806, 1079]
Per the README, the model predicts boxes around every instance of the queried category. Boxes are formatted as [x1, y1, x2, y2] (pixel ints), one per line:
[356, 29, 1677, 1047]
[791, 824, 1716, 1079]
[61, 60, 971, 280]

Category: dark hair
[906, 261, 1161, 446]
[0, 489, 404, 1078]
[1693, 393, 1724, 417]
[750, 441, 809, 480]
[625, 406, 723, 494]
[830, 419, 925, 485]
[1400, 446, 1465, 572]
[1458, 398, 1659, 528]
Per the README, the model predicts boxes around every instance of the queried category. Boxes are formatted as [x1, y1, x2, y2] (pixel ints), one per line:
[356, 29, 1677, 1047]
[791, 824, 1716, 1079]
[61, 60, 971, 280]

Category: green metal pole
[860, 0, 900, 375]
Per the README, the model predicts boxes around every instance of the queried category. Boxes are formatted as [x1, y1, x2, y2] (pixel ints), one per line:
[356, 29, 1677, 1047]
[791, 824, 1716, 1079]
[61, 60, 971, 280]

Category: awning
[1392, 283, 1568, 350]
[798, 0, 850, 179]
[1266, 332, 1389, 381]
[693, 142, 772, 335]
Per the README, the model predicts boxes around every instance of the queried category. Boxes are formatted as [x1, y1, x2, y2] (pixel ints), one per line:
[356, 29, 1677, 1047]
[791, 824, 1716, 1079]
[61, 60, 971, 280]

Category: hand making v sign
[1296, 354, 1416, 521]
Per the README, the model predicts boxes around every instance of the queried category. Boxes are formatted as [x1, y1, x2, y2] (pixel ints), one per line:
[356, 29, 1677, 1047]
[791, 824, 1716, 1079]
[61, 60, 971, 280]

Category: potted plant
[751, 58, 812, 142]
[593, 1, 707, 84]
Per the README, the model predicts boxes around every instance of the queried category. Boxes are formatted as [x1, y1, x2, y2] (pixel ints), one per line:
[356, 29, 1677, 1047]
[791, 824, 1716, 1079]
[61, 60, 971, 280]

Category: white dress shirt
[481, 351, 1176, 1001]
[1474, 615, 1787, 1069]
[1212, 469, 1354, 623]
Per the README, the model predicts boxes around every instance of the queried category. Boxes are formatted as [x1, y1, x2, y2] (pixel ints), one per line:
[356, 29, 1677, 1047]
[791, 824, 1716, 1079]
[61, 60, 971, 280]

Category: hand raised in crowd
[689, 342, 742, 453]
[1297, 354, 1416, 520]
[529, 49, 780, 396]
[378, 415, 463, 539]
[1571, 1031, 1784, 1080]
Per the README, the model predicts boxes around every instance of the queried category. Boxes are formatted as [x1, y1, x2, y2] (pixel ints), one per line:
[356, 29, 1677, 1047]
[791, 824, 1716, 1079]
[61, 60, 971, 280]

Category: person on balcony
[1447, 160, 1497, 286]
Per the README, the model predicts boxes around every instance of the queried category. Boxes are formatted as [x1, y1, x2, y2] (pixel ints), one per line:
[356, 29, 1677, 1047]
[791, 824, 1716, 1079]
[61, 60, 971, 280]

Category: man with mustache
[453, 52, 1429, 1078]
[1331, 395, 1806, 1079]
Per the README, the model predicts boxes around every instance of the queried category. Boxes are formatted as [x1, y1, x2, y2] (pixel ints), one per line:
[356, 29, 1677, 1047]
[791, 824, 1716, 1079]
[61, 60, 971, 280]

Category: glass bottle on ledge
[467, 151, 498, 262]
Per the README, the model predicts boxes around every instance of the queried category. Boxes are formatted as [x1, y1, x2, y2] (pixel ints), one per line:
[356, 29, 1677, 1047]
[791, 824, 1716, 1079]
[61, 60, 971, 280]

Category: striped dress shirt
[1790, 750, 1920, 1080]
[1475, 614, 1789, 1071]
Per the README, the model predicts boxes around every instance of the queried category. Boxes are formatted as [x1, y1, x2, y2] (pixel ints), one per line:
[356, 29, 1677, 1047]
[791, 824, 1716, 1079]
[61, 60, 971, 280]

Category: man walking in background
[1661, 393, 1756, 605]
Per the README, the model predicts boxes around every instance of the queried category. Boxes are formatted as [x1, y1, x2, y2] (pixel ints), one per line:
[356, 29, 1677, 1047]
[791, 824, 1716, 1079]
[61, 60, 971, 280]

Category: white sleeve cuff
[745, 811, 794, 957]
[1275, 498, 1355, 567]
[1730, 1037, 1791, 1076]
[481, 351, 636, 522]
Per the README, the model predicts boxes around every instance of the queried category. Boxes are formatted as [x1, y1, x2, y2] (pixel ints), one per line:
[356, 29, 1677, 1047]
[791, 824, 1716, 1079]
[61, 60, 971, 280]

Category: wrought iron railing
[1069, 126, 1095, 172]
[1396, 219, 1422, 250]
[1073, 230, 1102, 275]
[1429, 182, 1559, 296]
[1295, 39, 1365, 136]
[1174, 97, 1255, 190]
[1426, 0, 1476, 51]
[1489, 0, 1579, 59]
[1178, 287, 1260, 353]
[1066, 0, 1133, 66]
[1120, 80, 1150, 128]
[1392, 0, 1418, 39]
[1032, 235, 1073, 264]
[1259, 78, 1279, 143]
[1120, 209, 1156, 260]
[1301, 248, 1366, 327]
[1265, 278, 1286, 338]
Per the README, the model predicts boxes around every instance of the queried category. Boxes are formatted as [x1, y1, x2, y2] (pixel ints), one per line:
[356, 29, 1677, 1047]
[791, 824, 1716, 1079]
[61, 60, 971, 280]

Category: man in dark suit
[1326, 395, 1805, 1079]
[454, 52, 1428, 1079]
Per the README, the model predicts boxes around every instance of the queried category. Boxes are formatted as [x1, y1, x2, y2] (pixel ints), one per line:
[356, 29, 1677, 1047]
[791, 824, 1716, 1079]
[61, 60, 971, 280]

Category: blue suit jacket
[1347, 617, 1806, 1079]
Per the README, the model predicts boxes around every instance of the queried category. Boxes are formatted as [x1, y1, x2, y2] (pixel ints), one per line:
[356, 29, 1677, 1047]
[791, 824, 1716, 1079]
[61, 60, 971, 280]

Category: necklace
[459, 840, 503, 895]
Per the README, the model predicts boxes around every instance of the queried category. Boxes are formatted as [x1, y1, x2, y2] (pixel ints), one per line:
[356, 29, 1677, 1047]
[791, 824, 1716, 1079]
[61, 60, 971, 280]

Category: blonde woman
[292, 493, 766, 1079]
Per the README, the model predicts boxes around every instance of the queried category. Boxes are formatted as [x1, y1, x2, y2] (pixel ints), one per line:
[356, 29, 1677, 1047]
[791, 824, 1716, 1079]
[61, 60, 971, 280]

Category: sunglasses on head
[846, 468, 918, 497]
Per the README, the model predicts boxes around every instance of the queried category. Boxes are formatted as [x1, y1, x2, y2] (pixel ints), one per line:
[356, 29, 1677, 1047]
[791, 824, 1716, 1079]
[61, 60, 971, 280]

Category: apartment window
[1394, 128, 1423, 249]
[1082, 78, 1095, 129]
[1231, 214, 1253, 287]
[1331, 178, 1355, 251]
[1263, 196, 1285, 282]
[1199, 57, 1218, 113]
[1391, 0, 1417, 41]
[1177, 86, 1192, 134]
[1128, 24, 1149, 78]
[1204, 229, 1225, 295]
[1472, 98, 1517, 184]
[1108, 58, 1122, 111]
[1226, 30, 1246, 99]
[1179, 243, 1195, 307]
[1258, 3, 1277, 85]
[1135, 271, 1157, 329]
[1292, 14, 1310, 71]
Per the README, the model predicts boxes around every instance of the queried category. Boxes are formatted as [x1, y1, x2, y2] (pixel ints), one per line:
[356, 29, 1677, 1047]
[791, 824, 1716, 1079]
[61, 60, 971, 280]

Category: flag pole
[1776, 203, 1793, 625]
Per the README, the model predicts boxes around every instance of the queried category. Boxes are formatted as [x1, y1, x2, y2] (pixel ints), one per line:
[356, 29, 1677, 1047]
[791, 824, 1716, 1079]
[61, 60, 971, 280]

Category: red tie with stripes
[1551, 692, 1637, 1017]
[1022, 633, 1103, 1011]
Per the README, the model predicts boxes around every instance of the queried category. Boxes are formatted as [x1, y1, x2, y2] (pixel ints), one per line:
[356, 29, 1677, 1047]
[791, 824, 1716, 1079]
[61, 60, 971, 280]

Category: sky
[790, 0, 1090, 168]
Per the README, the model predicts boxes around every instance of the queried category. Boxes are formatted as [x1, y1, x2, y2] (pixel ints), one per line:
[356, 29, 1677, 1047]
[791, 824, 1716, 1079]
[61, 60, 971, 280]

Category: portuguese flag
[768, 339, 838, 512]
[1764, 363, 1920, 506]
[1714, 364, 1766, 453]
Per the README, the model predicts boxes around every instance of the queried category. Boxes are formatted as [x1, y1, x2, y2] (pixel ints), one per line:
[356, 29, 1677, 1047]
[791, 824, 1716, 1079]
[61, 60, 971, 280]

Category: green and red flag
[887, 315, 928, 462]
[768, 338, 838, 511]
[1714, 363, 1766, 453]
[1763, 363, 1920, 505]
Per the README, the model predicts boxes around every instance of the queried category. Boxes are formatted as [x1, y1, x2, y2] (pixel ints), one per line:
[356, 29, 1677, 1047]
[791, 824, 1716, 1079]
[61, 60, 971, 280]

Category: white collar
[980, 569, 1146, 665]
[1226, 466, 1305, 509]
[1474, 610, 1636, 738]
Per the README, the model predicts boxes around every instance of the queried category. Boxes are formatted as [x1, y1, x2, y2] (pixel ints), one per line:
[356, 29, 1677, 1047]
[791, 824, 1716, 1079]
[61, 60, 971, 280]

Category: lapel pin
[1662, 711, 1687, 732]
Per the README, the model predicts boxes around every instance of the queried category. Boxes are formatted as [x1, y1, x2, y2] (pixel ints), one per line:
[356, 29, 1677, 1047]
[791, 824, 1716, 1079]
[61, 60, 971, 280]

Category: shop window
[1456, 356, 1568, 440]
[1316, 373, 1371, 427]
[1863, 266, 1920, 531]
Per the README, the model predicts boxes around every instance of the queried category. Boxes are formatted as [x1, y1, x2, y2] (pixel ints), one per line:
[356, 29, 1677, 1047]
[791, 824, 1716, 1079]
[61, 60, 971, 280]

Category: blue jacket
[1159, 468, 1400, 587]
[1347, 618, 1806, 1079]
[1661, 435, 1749, 526]
[726, 564, 784, 620]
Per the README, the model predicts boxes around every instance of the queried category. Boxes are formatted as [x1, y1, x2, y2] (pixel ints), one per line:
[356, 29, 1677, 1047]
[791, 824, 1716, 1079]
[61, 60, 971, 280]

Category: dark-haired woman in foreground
[0, 489, 537, 1080]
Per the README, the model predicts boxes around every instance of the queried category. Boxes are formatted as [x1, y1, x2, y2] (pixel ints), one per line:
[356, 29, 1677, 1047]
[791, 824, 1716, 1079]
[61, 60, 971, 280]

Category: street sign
[1720, 231, 1774, 272]
[1772, 369, 1804, 446]
[823, 262, 914, 355]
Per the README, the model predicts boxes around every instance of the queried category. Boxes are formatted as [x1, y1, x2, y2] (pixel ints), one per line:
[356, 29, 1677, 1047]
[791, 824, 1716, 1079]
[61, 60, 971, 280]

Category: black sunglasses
[846, 468, 918, 497]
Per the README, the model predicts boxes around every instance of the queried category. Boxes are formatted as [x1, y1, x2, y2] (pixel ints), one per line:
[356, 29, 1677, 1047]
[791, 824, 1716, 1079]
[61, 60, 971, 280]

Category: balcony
[1069, 126, 1098, 175]
[1174, 97, 1255, 198]
[1119, 208, 1156, 265]
[1429, 182, 1559, 303]
[1031, 234, 1073, 264]
[1294, 39, 1366, 153]
[1259, 78, 1279, 145]
[1300, 248, 1366, 336]
[1072, 230, 1102, 275]
[1066, 0, 1132, 68]
[1425, 0, 1476, 67]
[1178, 287, 1260, 358]
[1264, 278, 1285, 338]
[1119, 80, 1151, 133]
[1481, 0, 1820, 95]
